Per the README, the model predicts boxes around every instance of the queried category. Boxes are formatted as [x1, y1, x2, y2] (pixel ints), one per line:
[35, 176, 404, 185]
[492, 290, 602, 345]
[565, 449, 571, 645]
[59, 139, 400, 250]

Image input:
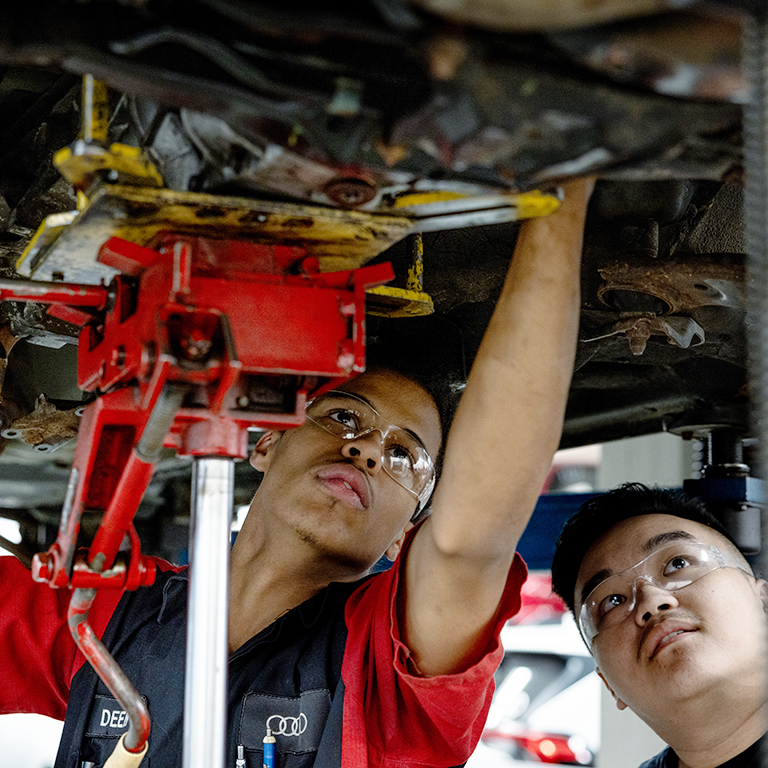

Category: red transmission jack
[0, 234, 393, 590]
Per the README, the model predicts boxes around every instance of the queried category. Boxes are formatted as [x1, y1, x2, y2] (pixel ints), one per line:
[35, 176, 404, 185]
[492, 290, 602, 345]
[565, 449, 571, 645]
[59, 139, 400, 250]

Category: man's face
[574, 514, 768, 724]
[250, 369, 442, 573]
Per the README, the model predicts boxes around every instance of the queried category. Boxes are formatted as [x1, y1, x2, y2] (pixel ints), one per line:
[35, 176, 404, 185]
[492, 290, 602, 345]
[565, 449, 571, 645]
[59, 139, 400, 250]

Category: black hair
[550, 482, 739, 613]
[364, 340, 462, 523]
[360, 361, 459, 523]
[364, 311, 469, 522]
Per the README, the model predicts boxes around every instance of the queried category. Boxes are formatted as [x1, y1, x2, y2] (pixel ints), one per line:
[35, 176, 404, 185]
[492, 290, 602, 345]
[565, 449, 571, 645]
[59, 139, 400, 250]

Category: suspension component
[743, 5, 768, 569]
[54, 75, 163, 193]
[684, 428, 764, 555]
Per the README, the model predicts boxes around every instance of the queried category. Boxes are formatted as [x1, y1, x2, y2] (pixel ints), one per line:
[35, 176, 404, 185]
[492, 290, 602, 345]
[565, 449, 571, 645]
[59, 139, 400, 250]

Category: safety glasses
[305, 390, 435, 510]
[579, 539, 750, 644]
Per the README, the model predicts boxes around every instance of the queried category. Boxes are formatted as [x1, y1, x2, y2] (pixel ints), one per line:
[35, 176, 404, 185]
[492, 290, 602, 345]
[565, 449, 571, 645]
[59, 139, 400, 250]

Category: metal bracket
[582, 314, 705, 355]
[4, 235, 395, 591]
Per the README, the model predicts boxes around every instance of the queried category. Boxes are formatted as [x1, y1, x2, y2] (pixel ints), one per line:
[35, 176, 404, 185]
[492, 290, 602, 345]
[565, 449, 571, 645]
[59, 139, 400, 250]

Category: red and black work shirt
[0, 532, 526, 767]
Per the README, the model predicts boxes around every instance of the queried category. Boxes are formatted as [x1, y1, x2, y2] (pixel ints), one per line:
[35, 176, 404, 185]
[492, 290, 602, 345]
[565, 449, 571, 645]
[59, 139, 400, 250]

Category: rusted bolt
[180, 333, 213, 361]
[626, 319, 652, 356]
[324, 178, 376, 208]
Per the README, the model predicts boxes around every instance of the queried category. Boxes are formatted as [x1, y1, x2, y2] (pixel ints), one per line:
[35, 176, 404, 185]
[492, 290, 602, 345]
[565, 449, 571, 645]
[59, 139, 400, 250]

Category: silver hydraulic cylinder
[183, 457, 235, 768]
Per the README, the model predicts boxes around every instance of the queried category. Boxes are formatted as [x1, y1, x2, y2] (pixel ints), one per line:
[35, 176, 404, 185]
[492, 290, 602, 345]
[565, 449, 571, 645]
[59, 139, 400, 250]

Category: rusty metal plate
[18, 184, 417, 284]
[597, 255, 745, 314]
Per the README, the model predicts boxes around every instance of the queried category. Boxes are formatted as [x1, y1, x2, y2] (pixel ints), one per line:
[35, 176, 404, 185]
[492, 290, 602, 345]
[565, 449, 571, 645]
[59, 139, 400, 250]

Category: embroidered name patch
[238, 689, 331, 755]
[86, 693, 148, 739]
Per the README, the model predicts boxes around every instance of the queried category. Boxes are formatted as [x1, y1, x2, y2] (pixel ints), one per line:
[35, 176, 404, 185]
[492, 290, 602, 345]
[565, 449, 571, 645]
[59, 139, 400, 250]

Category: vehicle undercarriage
[0, 2, 764, 765]
[0, 0, 759, 559]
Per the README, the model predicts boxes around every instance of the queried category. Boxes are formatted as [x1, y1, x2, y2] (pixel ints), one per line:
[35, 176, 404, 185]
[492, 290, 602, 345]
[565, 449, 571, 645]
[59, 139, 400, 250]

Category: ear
[249, 431, 282, 473]
[384, 521, 414, 562]
[597, 668, 628, 711]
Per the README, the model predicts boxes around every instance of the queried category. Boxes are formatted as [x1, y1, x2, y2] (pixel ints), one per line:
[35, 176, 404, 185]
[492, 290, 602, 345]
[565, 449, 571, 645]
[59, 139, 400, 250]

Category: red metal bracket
[9, 235, 393, 590]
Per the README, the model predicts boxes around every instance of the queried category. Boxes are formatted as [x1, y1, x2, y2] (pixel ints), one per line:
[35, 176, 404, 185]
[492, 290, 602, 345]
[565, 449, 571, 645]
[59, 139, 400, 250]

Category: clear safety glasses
[579, 539, 750, 644]
[305, 390, 436, 510]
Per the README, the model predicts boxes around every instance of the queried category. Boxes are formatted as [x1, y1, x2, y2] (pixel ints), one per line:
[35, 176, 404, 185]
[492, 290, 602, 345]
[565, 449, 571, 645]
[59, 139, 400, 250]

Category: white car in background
[466, 610, 600, 767]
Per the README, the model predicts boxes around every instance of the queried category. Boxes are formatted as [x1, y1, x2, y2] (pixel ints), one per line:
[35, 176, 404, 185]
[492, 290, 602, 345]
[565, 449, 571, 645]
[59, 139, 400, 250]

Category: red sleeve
[0, 556, 179, 719]
[340, 531, 527, 767]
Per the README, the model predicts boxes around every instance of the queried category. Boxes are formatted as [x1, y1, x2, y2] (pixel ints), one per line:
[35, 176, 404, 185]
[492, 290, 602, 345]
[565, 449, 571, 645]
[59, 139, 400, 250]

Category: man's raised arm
[405, 177, 594, 675]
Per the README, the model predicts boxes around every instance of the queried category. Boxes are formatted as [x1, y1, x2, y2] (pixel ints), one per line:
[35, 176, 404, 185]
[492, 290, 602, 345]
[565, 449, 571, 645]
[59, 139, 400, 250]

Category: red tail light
[482, 728, 593, 765]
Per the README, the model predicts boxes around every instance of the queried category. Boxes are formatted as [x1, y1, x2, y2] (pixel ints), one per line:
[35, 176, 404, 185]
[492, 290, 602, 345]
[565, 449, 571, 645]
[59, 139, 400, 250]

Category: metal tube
[82, 75, 110, 145]
[89, 383, 187, 568]
[68, 587, 151, 753]
[0, 277, 108, 308]
[135, 383, 188, 463]
[742, 15, 768, 767]
[406, 232, 425, 293]
[183, 457, 234, 768]
[743, 10, 768, 580]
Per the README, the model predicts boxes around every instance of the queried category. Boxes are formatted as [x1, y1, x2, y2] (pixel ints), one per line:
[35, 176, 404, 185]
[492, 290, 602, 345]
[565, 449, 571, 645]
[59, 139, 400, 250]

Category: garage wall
[596, 430, 694, 492]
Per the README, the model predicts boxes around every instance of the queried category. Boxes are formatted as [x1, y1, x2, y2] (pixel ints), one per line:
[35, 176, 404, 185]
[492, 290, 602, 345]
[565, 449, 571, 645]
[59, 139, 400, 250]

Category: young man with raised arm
[0, 178, 594, 767]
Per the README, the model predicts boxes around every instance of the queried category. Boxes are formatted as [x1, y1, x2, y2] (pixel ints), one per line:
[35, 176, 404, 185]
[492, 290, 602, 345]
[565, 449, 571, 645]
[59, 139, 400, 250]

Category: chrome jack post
[183, 457, 235, 768]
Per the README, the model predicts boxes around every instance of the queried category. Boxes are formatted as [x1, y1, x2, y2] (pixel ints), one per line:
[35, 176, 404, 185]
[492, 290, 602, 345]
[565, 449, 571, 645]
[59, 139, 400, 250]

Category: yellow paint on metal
[366, 285, 434, 317]
[406, 259, 424, 293]
[394, 190, 468, 208]
[405, 232, 425, 293]
[82, 76, 110, 145]
[54, 143, 164, 188]
[23, 184, 415, 279]
[515, 189, 562, 219]
[15, 211, 79, 276]
[393, 189, 560, 221]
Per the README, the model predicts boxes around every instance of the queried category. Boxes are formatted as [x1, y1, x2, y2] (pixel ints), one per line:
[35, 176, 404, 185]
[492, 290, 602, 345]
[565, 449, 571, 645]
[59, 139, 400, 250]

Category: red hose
[68, 587, 151, 753]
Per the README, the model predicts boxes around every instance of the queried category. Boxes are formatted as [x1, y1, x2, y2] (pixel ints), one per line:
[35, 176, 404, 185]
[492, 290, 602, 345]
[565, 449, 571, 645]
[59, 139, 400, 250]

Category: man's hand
[404, 177, 595, 676]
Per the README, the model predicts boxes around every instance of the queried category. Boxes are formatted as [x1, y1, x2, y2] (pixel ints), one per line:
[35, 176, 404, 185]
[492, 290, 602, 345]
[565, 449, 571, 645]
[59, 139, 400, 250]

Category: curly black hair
[551, 482, 738, 613]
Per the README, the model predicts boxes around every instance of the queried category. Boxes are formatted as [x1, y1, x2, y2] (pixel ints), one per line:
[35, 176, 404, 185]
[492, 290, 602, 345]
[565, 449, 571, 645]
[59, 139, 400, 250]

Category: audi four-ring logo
[267, 713, 308, 737]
